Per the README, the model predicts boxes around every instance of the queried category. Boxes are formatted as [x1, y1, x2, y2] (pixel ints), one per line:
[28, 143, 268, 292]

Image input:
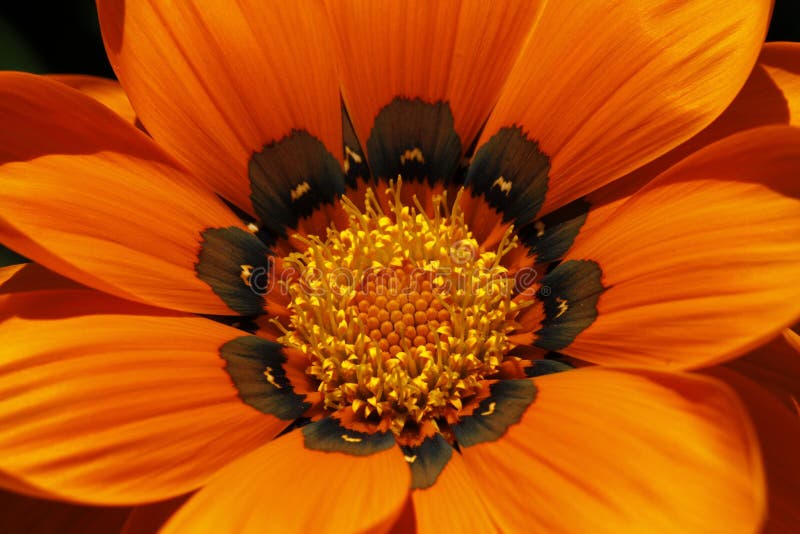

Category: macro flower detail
[192, 96, 606, 472]
[277, 184, 534, 435]
[0, 0, 799, 532]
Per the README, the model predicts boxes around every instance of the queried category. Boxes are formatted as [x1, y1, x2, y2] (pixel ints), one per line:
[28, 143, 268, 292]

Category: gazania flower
[1, 1, 799, 532]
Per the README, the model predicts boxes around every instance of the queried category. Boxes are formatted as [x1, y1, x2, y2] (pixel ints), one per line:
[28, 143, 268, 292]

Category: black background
[1, 0, 798, 76]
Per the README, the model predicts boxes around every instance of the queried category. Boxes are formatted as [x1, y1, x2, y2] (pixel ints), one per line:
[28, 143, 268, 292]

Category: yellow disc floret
[275, 180, 531, 435]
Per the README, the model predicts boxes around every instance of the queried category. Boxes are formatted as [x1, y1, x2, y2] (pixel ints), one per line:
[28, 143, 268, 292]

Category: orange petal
[0, 263, 84, 294]
[122, 495, 190, 534]
[598, 41, 800, 218]
[477, 0, 770, 216]
[726, 329, 800, 415]
[561, 126, 800, 368]
[460, 368, 765, 532]
[0, 264, 25, 288]
[0, 72, 248, 315]
[0, 290, 288, 504]
[760, 42, 800, 125]
[325, 0, 541, 175]
[45, 74, 137, 125]
[163, 429, 410, 533]
[0, 489, 131, 534]
[0, 468, 61, 502]
[98, 0, 342, 213]
[705, 367, 800, 533]
[388, 497, 416, 534]
[411, 450, 496, 533]
[562, 41, 800, 260]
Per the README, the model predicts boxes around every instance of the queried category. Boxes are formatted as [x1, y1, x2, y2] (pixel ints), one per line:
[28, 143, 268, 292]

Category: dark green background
[0, 0, 798, 267]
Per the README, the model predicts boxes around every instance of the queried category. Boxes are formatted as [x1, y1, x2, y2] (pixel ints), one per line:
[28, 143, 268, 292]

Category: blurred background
[0, 0, 798, 265]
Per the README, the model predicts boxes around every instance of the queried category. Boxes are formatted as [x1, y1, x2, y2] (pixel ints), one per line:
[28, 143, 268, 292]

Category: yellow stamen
[277, 180, 531, 435]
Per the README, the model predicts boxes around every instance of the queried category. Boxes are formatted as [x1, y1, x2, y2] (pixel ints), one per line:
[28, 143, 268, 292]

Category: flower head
[0, 0, 799, 532]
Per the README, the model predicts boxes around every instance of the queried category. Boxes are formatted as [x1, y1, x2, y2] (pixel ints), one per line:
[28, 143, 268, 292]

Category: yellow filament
[277, 180, 531, 435]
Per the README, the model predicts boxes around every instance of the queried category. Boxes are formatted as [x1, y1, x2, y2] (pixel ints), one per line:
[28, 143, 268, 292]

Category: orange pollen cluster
[353, 267, 449, 362]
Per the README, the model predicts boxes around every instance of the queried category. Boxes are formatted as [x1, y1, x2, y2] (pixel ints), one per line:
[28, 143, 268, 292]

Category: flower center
[276, 181, 531, 436]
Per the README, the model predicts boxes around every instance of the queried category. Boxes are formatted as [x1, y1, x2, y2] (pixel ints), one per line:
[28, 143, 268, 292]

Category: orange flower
[0, 1, 799, 531]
